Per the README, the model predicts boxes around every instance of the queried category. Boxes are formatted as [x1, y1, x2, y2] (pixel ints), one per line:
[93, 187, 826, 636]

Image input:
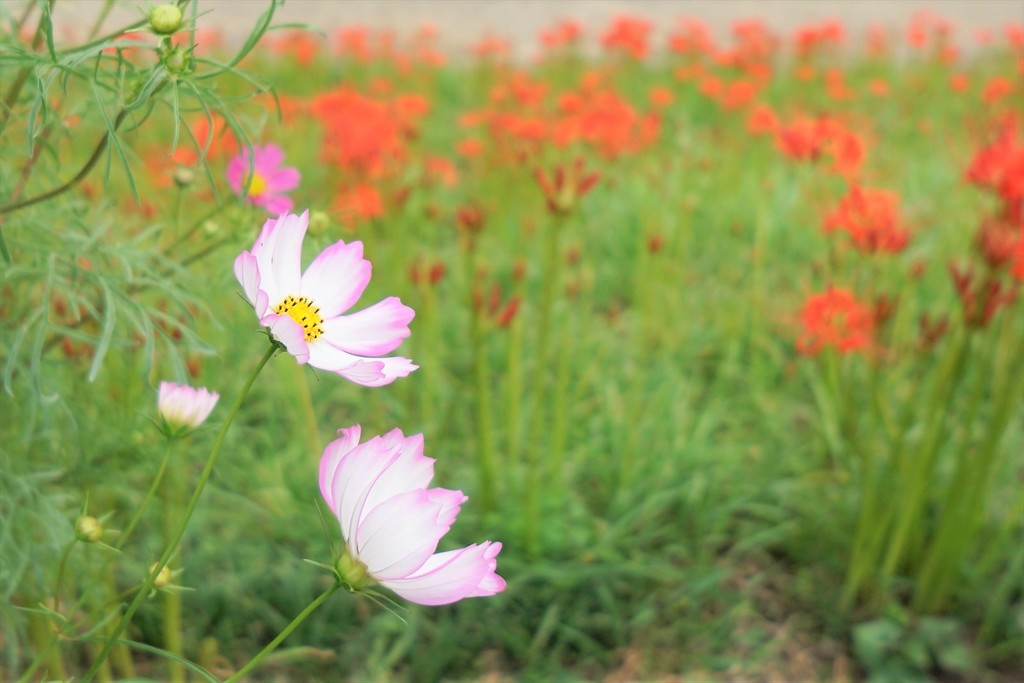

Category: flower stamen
[274, 295, 324, 341]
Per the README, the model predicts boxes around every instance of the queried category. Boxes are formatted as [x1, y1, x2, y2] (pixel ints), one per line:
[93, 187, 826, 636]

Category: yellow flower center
[246, 171, 268, 197]
[274, 295, 324, 342]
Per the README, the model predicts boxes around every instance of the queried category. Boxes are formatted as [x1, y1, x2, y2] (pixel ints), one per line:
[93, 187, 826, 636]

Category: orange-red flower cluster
[824, 185, 909, 254]
[796, 287, 875, 355]
[601, 16, 652, 60]
[774, 115, 865, 179]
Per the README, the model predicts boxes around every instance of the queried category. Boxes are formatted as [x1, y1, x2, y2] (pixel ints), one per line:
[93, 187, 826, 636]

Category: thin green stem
[116, 441, 175, 550]
[0, 109, 128, 216]
[52, 539, 76, 614]
[83, 342, 278, 683]
[163, 443, 186, 683]
[224, 583, 340, 683]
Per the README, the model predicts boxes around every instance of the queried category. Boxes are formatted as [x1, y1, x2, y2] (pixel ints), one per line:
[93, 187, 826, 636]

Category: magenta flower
[319, 426, 505, 606]
[157, 381, 219, 433]
[234, 211, 417, 386]
[226, 144, 300, 214]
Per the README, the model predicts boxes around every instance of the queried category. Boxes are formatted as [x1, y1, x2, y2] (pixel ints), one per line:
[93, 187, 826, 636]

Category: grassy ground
[1, 4, 1022, 681]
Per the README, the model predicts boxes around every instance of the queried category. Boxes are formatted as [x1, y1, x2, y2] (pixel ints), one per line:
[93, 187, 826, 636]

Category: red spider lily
[472, 281, 521, 328]
[457, 138, 485, 159]
[540, 20, 583, 51]
[975, 214, 1024, 277]
[982, 76, 1015, 105]
[796, 287, 875, 355]
[456, 205, 487, 247]
[551, 88, 660, 158]
[423, 156, 458, 188]
[823, 185, 910, 254]
[668, 19, 716, 57]
[774, 115, 866, 179]
[966, 118, 1024, 220]
[335, 27, 374, 61]
[648, 87, 674, 110]
[409, 259, 447, 287]
[534, 159, 600, 215]
[746, 104, 778, 136]
[473, 34, 510, 62]
[949, 263, 1020, 327]
[601, 16, 652, 60]
[268, 30, 322, 66]
[332, 183, 384, 228]
[309, 87, 427, 178]
[793, 20, 845, 57]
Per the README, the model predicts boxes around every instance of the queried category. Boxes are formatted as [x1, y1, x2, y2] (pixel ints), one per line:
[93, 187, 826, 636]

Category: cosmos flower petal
[233, 251, 262, 310]
[320, 297, 415, 355]
[356, 488, 466, 580]
[260, 313, 310, 364]
[260, 194, 294, 214]
[266, 211, 308, 301]
[319, 427, 504, 606]
[318, 425, 362, 517]
[267, 167, 301, 192]
[381, 542, 506, 606]
[338, 357, 418, 387]
[255, 142, 285, 168]
[299, 240, 371, 318]
[356, 431, 434, 510]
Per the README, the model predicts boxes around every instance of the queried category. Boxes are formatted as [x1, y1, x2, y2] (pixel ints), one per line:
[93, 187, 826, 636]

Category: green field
[1, 2, 1022, 681]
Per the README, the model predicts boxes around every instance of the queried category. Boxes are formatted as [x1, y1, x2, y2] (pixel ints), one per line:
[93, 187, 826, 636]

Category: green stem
[471, 307, 496, 515]
[52, 539, 75, 614]
[162, 443, 186, 683]
[881, 330, 970, 578]
[83, 342, 278, 683]
[0, 109, 128, 216]
[116, 441, 175, 550]
[224, 583, 340, 683]
[523, 212, 565, 555]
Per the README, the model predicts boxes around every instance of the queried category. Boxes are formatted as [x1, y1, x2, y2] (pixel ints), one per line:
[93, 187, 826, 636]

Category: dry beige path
[18, 0, 1024, 59]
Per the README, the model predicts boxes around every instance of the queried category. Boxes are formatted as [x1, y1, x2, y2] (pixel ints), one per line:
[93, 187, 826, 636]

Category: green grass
[1, 4, 1022, 681]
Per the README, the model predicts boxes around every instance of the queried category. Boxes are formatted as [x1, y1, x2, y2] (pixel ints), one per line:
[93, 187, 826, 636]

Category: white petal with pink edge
[320, 296, 415, 356]
[299, 240, 371, 318]
[381, 542, 505, 606]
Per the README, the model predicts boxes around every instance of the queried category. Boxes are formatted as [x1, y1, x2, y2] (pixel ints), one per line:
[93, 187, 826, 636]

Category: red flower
[796, 287, 875, 355]
[824, 185, 909, 254]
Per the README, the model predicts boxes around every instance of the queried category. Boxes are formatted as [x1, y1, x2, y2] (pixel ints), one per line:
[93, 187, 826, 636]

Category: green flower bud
[149, 4, 183, 35]
[75, 515, 103, 542]
[308, 211, 330, 236]
[173, 166, 195, 188]
[163, 47, 191, 75]
[149, 562, 173, 588]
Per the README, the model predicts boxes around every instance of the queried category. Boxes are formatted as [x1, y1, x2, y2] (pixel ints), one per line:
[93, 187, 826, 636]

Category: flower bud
[157, 381, 219, 435]
[149, 563, 173, 588]
[149, 4, 183, 35]
[75, 515, 103, 542]
[308, 211, 330, 236]
[172, 166, 195, 188]
[163, 47, 191, 74]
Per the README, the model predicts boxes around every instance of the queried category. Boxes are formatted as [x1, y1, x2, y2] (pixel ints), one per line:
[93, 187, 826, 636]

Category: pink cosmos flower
[319, 426, 505, 606]
[234, 211, 417, 386]
[157, 381, 219, 433]
[226, 144, 300, 214]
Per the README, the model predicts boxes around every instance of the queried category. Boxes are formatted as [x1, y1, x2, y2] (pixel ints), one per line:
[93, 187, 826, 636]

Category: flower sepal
[334, 551, 374, 592]
[145, 563, 190, 599]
